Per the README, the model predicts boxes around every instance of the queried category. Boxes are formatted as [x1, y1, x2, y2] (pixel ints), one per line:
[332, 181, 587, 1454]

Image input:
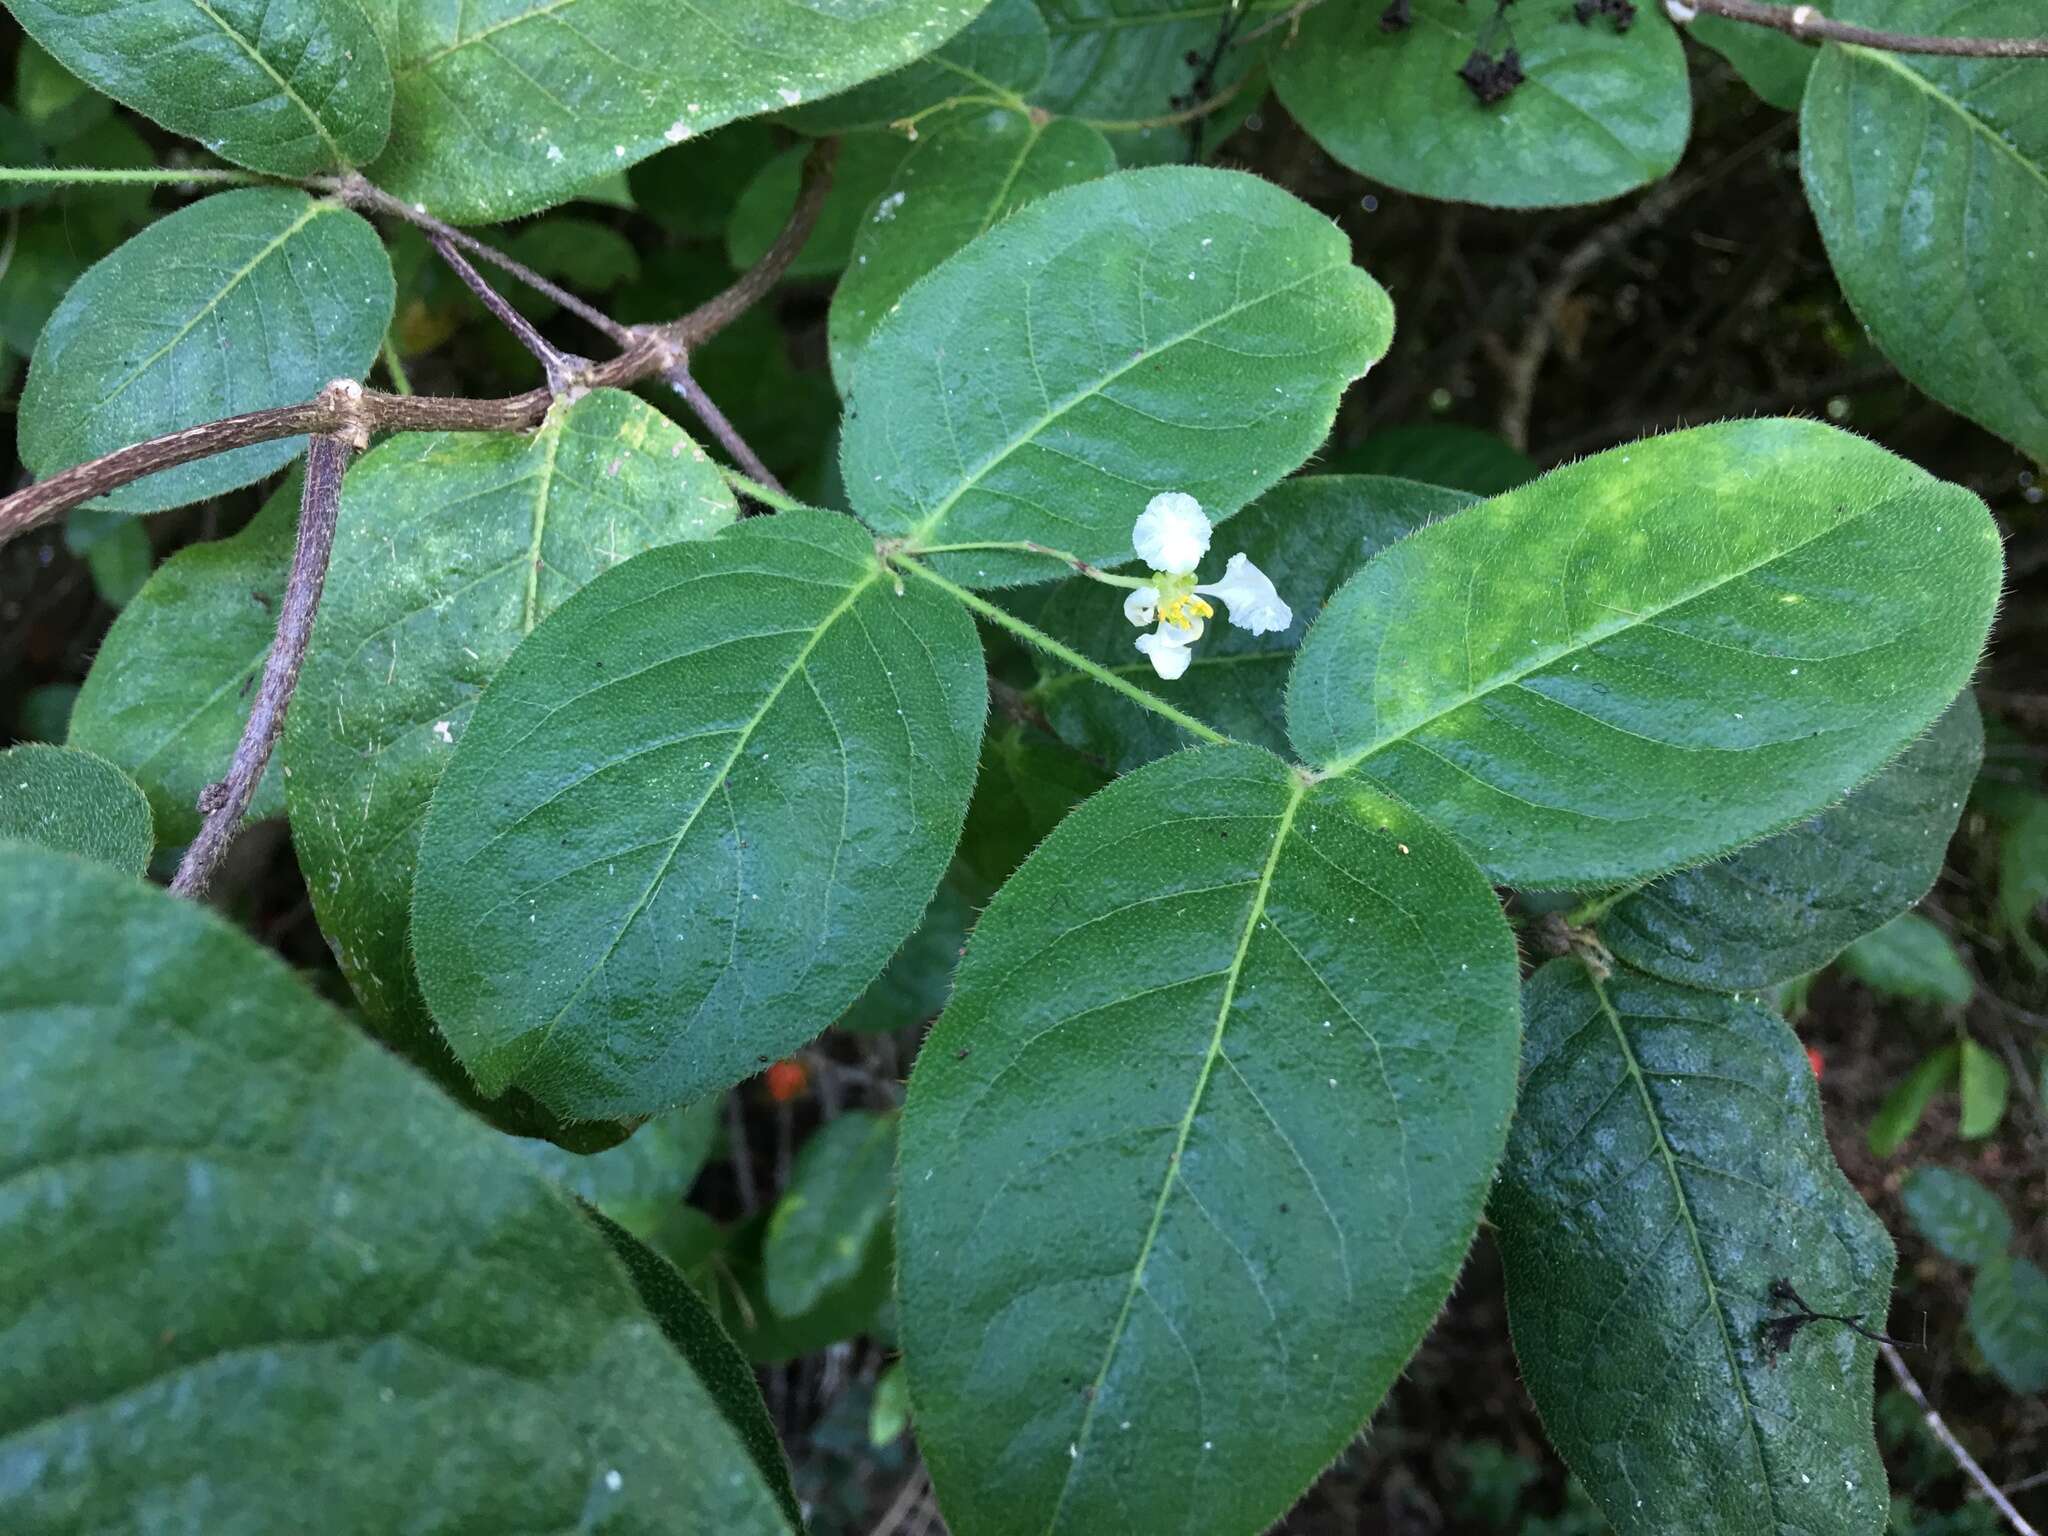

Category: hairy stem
[171, 410, 357, 898]
[717, 467, 832, 516]
[678, 138, 839, 343]
[910, 539, 1153, 588]
[0, 164, 271, 186]
[895, 556, 1232, 747]
[428, 228, 587, 394]
[665, 365, 785, 495]
[1682, 0, 2048, 56]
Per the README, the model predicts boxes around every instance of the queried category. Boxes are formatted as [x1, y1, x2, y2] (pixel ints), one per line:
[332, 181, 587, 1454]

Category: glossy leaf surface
[362, 0, 992, 222]
[1271, 0, 1690, 208]
[843, 166, 1393, 586]
[9, 0, 393, 174]
[899, 743, 1520, 1536]
[1839, 913, 1974, 1006]
[829, 106, 1116, 387]
[286, 391, 736, 1109]
[1801, 2, 2048, 462]
[1287, 420, 2003, 886]
[0, 845, 797, 1534]
[1031, 475, 1469, 772]
[70, 477, 297, 843]
[412, 509, 986, 1122]
[1493, 961, 1893, 1536]
[1604, 694, 1982, 991]
[19, 189, 393, 512]
[0, 743, 152, 873]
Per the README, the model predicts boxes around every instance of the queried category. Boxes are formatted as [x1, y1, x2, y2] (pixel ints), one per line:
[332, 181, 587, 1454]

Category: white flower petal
[1196, 553, 1293, 635]
[1135, 628, 1195, 681]
[1123, 585, 1160, 627]
[1131, 492, 1211, 574]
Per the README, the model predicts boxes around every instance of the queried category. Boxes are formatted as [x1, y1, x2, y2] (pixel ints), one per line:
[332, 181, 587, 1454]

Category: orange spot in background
[1806, 1046, 1825, 1080]
[764, 1058, 808, 1103]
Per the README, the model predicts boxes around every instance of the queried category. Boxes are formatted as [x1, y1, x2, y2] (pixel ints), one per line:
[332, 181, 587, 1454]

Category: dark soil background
[3, 15, 2042, 1534]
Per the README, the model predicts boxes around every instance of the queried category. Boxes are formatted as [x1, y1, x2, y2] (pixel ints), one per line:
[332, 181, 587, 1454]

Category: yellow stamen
[1159, 594, 1213, 630]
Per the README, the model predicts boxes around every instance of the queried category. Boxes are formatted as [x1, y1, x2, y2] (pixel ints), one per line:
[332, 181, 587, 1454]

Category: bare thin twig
[0, 145, 842, 545]
[679, 138, 840, 343]
[427, 229, 588, 394]
[1684, 0, 2048, 58]
[1880, 1341, 2044, 1536]
[171, 401, 360, 897]
[328, 175, 637, 348]
[665, 365, 786, 496]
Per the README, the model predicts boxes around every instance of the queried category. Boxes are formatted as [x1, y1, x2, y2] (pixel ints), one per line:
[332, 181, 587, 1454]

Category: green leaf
[829, 106, 1116, 388]
[1287, 420, 2004, 887]
[1956, 1037, 2008, 1140]
[1968, 1255, 2048, 1394]
[1031, 475, 1471, 772]
[844, 165, 1394, 586]
[361, 0, 994, 223]
[70, 477, 298, 843]
[0, 843, 797, 1534]
[1692, 16, 1816, 112]
[763, 1110, 898, 1318]
[0, 743, 152, 873]
[837, 871, 976, 1034]
[19, 188, 394, 513]
[956, 721, 1109, 894]
[717, 1211, 896, 1364]
[784, 0, 1051, 135]
[1319, 423, 1539, 497]
[1270, 0, 1691, 208]
[15, 35, 114, 143]
[1839, 914, 1974, 1006]
[1800, 2, 2048, 462]
[898, 743, 1520, 1536]
[516, 1100, 721, 1240]
[1492, 960, 1894, 1536]
[285, 390, 737, 1129]
[1996, 793, 2048, 969]
[7, 0, 393, 175]
[1900, 1166, 2011, 1267]
[725, 132, 917, 281]
[1867, 1043, 1958, 1158]
[411, 508, 986, 1123]
[1034, 0, 1270, 166]
[870, 1360, 912, 1446]
[1603, 694, 1983, 991]
[578, 1208, 803, 1526]
[65, 506, 154, 608]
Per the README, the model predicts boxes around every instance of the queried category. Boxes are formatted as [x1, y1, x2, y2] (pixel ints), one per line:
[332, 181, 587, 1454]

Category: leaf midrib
[84, 198, 331, 421]
[902, 260, 1346, 545]
[1044, 774, 1307, 1533]
[186, 0, 349, 165]
[1841, 43, 2048, 201]
[1317, 491, 1921, 776]
[490, 560, 886, 1084]
[1582, 962, 1783, 1529]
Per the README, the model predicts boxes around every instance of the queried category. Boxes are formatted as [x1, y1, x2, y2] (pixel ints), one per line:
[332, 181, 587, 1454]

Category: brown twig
[1683, 0, 2048, 57]
[1880, 1341, 2043, 1536]
[171, 400, 360, 898]
[427, 229, 588, 394]
[326, 175, 637, 348]
[664, 365, 786, 495]
[0, 144, 841, 545]
[678, 138, 839, 344]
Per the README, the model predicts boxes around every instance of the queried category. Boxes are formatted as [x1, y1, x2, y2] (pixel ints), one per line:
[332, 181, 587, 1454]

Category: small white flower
[1131, 492, 1211, 574]
[1116, 493, 1295, 683]
[1136, 621, 1201, 680]
[1196, 553, 1292, 635]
